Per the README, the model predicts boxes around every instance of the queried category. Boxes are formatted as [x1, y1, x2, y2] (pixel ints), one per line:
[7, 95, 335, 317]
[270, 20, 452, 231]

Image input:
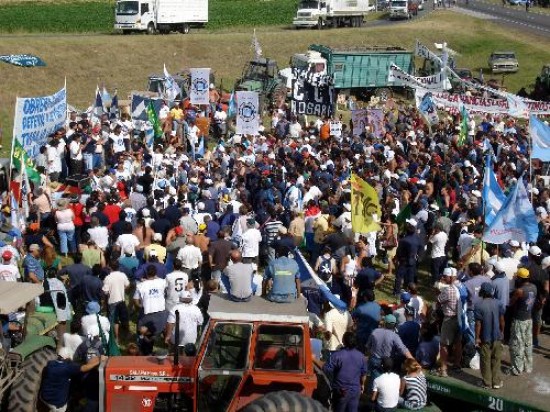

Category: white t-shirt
[373, 372, 400, 408]
[88, 226, 109, 250]
[110, 133, 126, 153]
[240, 228, 262, 258]
[165, 270, 189, 311]
[116, 234, 140, 255]
[62, 333, 85, 359]
[69, 140, 83, 160]
[0, 264, 20, 281]
[176, 245, 203, 270]
[134, 278, 167, 314]
[430, 231, 448, 259]
[81, 314, 110, 342]
[102, 271, 129, 304]
[167, 303, 204, 346]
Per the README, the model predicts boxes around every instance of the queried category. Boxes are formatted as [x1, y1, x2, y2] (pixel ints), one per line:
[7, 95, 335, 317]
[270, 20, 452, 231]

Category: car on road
[508, 0, 528, 5]
[488, 51, 519, 73]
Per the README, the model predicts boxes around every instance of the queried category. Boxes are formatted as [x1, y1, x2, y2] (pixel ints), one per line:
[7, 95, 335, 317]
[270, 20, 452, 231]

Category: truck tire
[147, 23, 156, 35]
[7, 347, 56, 412]
[242, 391, 327, 412]
[317, 18, 323, 30]
[181, 23, 190, 34]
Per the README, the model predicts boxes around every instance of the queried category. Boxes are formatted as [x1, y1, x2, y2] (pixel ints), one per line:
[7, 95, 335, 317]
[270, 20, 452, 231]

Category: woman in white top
[340, 246, 358, 287]
[55, 198, 76, 256]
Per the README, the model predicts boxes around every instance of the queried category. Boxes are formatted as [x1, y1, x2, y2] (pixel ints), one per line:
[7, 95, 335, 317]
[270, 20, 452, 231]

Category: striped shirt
[263, 220, 283, 246]
[403, 374, 427, 409]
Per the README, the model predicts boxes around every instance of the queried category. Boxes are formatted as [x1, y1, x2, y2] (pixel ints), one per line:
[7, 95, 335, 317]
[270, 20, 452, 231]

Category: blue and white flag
[417, 92, 439, 125]
[94, 86, 105, 118]
[531, 115, 550, 161]
[228, 91, 237, 118]
[294, 249, 347, 312]
[163, 64, 181, 101]
[483, 178, 539, 244]
[10, 195, 20, 230]
[507, 93, 529, 119]
[482, 156, 506, 226]
[0, 54, 46, 67]
[131, 95, 162, 121]
[109, 91, 118, 120]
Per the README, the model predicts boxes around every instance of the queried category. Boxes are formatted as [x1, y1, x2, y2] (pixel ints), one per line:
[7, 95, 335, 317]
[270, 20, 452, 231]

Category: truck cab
[100, 295, 319, 411]
[114, 1, 156, 33]
[293, 0, 328, 29]
[389, 0, 412, 19]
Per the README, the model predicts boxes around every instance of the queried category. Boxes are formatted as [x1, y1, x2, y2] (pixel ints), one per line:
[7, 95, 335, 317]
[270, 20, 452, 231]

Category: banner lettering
[388, 64, 450, 91]
[290, 68, 334, 117]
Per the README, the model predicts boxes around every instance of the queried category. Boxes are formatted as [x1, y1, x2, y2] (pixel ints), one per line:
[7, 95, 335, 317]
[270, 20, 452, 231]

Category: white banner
[236, 91, 259, 136]
[415, 40, 443, 66]
[416, 89, 550, 115]
[189, 68, 210, 105]
[388, 64, 450, 91]
[13, 86, 67, 159]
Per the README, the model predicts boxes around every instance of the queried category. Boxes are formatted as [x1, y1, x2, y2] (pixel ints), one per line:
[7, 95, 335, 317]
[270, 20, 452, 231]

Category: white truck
[293, 0, 373, 29]
[389, 0, 418, 19]
[114, 0, 208, 34]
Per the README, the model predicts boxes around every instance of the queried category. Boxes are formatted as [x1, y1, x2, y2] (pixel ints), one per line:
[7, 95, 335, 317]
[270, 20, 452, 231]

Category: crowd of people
[1, 85, 549, 411]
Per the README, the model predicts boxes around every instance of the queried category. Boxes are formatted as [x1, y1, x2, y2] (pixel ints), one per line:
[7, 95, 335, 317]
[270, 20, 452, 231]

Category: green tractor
[0, 281, 61, 412]
[234, 58, 287, 114]
[531, 64, 550, 102]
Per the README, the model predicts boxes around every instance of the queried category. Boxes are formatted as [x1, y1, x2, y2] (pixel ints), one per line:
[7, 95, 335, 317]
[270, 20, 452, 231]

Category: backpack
[317, 255, 333, 282]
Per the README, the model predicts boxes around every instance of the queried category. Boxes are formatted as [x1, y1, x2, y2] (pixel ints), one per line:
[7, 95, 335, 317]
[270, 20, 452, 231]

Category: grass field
[0, 11, 549, 153]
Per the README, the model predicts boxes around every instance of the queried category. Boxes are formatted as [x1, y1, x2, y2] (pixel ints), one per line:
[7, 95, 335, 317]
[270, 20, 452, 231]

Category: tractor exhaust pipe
[174, 309, 180, 366]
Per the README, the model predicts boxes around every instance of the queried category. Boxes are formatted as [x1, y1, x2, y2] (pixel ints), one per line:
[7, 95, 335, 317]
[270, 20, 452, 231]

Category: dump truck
[114, 0, 208, 34]
[285, 44, 415, 101]
[293, 0, 373, 29]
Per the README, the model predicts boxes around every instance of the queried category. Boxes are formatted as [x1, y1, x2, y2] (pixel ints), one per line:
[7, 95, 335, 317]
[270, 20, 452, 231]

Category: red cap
[2, 250, 13, 260]
[175, 227, 183, 236]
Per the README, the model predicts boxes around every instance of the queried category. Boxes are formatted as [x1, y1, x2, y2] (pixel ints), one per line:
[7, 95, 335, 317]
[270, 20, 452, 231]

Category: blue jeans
[59, 229, 76, 254]
[394, 264, 416, 294]
[93, 153, 103, 169]
[83, 153, 93, 172]
[212, 270, 226, 292]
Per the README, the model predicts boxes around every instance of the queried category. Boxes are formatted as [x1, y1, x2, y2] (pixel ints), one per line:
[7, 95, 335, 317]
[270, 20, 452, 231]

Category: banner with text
[388, 64, 450, 91]
[367, 109, 385, 139]
[290, 68, 334, 117]
[13, 86, 67, 159]
[236, 91, 259, 135]
[414, 40, 443, 66]
[189, 68, 210, 105]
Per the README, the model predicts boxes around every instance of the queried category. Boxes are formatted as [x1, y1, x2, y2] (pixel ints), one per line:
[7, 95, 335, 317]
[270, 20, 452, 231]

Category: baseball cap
[405, 218, 418, 227]
[542, 256, 550, 270]
[493, 261, 506, 273]
[29, 244, 41, 252]
[153, 233, 162, 241]
[199, 223, 207, 232]
[123, 245, 134, 255]
[529, 245, 542, 256]
[85, 301, 101, 315]
[442, 267, 454, 277]
[516, 268, 530, 279]
[510, 240, 520, 247]
[400, 292, 411, 303]
[2, 250, 12, 260]
[384, 314, 397, 325]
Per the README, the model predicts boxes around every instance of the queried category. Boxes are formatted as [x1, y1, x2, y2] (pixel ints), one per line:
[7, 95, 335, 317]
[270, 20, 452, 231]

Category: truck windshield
[116, 1, 139, 15]
[299, 1, 320, 9]
[391, 1, 407, 6]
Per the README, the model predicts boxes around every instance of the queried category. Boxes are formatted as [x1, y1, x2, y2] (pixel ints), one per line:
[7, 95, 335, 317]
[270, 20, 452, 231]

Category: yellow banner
[350, 173, 381, 233]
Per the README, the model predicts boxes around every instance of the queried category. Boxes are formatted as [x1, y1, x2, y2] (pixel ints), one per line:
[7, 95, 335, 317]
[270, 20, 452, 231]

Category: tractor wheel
[8, 347, 56, 412]
[242, 391, 327, 412]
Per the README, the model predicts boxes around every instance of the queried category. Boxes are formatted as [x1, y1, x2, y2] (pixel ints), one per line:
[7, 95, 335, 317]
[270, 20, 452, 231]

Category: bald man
[221, 250, 256, 301]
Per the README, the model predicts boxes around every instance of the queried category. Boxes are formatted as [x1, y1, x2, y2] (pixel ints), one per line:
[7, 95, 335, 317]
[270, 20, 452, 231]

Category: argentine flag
[531, 115, 550, 161]
[482, 156, 506, 226]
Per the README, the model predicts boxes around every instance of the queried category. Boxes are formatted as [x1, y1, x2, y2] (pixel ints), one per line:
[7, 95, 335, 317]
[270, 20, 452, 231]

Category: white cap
[197, 201, 205, 211]
[142, 209, 150, 217]
[463, 160, 471, 167]
[510, 240, 520, 247]
[406, 218, 418, 227]
[542, 256, 550, 270]
[429, 203, 440, 211]
[442, 267, 454, 277]
[536, 206, 547, 216]
[494, 261, 506, 273]
[530, 188, 540, 195]
[485, 257, 497, 269]
[529, 245, 542, 256]
[153, 233, 162, 241]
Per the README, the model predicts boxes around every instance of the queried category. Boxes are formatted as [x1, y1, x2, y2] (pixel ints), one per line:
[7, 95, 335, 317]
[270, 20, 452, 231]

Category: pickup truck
[488, 51, 519, 73]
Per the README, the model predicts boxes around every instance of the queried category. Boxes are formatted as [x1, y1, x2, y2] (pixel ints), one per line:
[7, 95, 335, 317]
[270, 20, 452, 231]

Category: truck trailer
[286, 44, 415, 100]
[114, 0, 208, 34]
[293, 0, 373, 29]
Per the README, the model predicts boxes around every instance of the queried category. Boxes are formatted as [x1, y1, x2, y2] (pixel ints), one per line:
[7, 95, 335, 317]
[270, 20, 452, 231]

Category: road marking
[453, 6, 550, 33]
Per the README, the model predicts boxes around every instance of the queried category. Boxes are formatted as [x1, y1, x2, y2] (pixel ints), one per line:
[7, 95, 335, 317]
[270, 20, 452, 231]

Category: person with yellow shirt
[144, 233, 167, 263]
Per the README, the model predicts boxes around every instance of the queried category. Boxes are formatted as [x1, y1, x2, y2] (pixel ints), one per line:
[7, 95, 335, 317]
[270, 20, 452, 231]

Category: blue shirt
[23, 255, 44, 281]
[352, 301, 381, 346]
[40, 360, 82, 407]
[264, 256, 300, 303]
[474, 297, 503, 343]
[323, 348, 367, 392]
[398, 321, 420, 355]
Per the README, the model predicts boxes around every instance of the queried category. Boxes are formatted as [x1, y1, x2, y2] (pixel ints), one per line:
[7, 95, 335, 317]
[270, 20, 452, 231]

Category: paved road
[458, 0, 550, 36]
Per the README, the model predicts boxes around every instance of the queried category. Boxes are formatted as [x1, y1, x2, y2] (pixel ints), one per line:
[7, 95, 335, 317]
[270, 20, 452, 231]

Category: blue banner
[0, 54, 46, 67]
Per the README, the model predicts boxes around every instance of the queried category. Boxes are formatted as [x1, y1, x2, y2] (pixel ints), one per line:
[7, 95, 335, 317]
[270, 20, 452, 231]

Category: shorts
[137, 311, 168, 337]
[440, 316, 460, 346]
[108, 301, 129, 327]
[532, 307, 542, 324]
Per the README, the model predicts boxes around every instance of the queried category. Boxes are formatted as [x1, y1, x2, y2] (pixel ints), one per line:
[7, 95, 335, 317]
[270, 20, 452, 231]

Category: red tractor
[99, 295, 328, 411]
